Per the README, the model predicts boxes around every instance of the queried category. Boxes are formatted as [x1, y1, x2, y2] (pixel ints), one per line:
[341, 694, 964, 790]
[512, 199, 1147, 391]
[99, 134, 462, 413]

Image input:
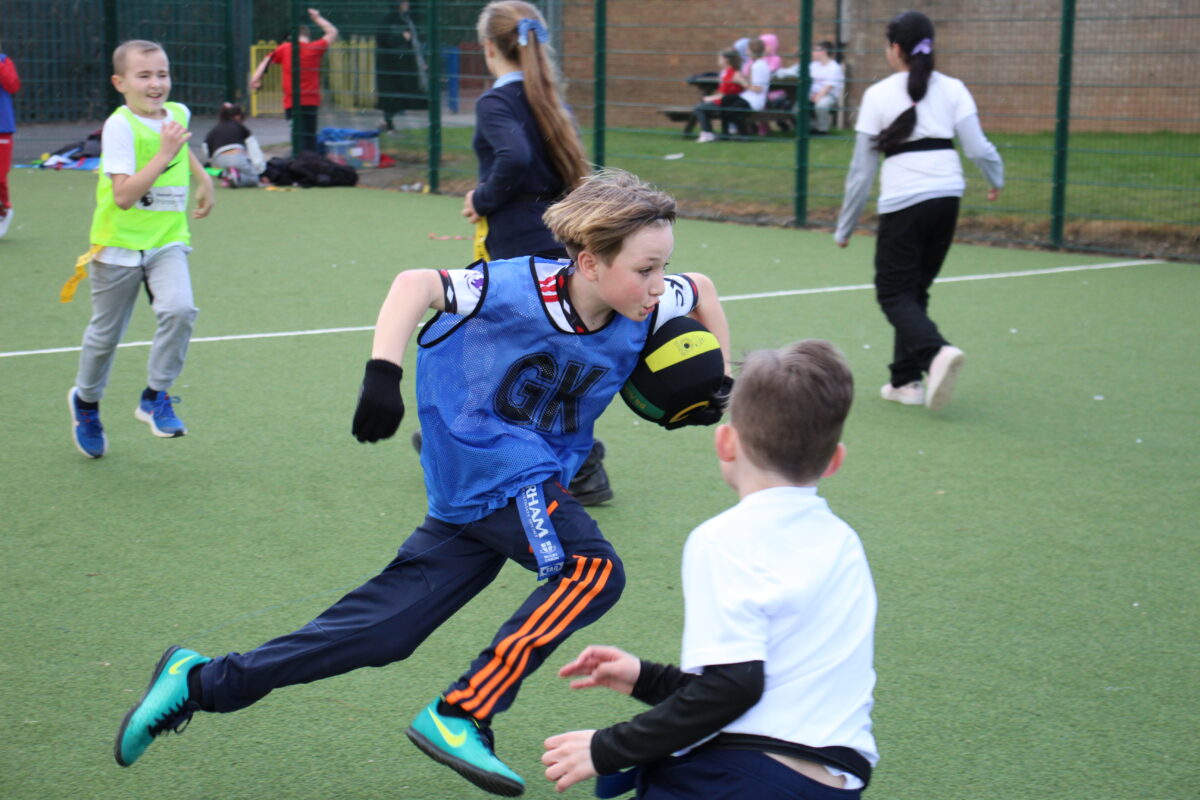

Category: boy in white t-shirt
[65, 40, 213, 458]
[543, 339, 878, 798]
[808, 41, 844, 133]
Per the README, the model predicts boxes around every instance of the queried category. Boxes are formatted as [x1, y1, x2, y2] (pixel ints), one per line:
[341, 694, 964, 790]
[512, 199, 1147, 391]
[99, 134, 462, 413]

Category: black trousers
[874, 196, 959, 387]
[719, 95, 753, 136]
[285, 105, 319, 155]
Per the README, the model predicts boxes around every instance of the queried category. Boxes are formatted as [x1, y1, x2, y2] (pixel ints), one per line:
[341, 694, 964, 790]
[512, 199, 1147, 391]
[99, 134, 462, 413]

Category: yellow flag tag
[60, 245, 103, 303]
[473, 217, 491, 262]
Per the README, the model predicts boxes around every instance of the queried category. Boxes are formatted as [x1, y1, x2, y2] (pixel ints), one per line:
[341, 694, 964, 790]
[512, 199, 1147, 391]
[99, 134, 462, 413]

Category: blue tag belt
[516, 483, 565, 580]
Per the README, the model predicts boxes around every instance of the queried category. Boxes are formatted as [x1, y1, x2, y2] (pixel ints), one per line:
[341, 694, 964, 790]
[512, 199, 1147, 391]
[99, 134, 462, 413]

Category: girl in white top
[835, 11, 1003, 413]
[702, 37, 772, 141]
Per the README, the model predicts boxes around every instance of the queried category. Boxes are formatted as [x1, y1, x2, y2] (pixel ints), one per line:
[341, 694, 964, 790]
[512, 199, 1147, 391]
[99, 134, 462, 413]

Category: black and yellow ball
[621, 316, 725, 428]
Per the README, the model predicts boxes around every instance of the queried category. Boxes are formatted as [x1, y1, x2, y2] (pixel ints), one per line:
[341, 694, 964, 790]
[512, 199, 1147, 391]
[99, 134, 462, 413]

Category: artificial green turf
[1, 167, 1198, 799]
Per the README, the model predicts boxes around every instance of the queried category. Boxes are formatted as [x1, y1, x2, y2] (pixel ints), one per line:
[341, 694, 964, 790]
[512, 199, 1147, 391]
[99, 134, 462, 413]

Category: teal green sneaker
[405, 699, 525, 796]
[114, 645, 210, 767]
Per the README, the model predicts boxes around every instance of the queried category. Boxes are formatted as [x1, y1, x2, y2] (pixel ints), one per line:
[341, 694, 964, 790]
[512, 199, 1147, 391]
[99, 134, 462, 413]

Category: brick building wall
[553, 0, 1199, 134]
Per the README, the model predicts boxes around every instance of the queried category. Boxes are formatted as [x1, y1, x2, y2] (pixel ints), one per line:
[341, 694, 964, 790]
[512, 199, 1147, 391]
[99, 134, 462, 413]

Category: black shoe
[569, 440, 614, 506]
[411, 428, 423, 453]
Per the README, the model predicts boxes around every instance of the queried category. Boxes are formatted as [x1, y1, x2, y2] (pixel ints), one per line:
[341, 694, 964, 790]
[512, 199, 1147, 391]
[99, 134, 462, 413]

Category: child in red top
[693, 49, 746, 143]
[0, 52, 20, 238]
[250, 7, 338, 154]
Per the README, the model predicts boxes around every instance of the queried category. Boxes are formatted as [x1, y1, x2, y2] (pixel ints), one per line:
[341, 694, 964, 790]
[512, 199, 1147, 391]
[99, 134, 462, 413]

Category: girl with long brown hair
[463, 1, 589, 260]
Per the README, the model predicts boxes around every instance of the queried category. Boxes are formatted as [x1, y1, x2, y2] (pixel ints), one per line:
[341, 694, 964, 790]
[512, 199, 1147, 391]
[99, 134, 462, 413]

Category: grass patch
[378, 125, 1200, 257]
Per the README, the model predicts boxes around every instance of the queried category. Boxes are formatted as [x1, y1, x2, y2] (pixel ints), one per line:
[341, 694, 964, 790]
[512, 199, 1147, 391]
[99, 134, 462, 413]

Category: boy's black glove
[663, 374, 734, 430]
[352, 359, 405, 443]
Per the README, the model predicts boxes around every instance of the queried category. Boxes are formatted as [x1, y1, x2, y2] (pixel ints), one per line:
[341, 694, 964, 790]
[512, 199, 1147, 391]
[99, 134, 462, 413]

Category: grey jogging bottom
[74, 246, 197, 403]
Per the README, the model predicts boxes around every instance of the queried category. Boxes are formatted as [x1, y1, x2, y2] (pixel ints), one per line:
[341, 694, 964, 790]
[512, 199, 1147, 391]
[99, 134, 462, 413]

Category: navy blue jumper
[471, 78, 567, 259]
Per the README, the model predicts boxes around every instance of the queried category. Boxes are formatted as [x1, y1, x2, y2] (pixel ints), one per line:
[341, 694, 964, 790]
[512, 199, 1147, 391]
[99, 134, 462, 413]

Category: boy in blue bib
[114, 169, 732, 798]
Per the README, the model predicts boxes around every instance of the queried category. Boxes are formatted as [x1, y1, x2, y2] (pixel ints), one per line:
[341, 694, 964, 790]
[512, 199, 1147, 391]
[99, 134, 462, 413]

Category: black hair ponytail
[873, 10, 936, 156]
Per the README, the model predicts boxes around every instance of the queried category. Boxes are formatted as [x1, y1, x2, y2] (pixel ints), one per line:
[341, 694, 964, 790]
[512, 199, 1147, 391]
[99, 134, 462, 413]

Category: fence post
[1050, 0, 1076, 248]
[794, 0, 814, 227]
[224, 0, 237, 103]
[444, 46, 459, 114]
[290, 1, 302, 155]
[593, 0, 607, 168]
[426, 0, 441, 193]
[104, 0, 121, 111]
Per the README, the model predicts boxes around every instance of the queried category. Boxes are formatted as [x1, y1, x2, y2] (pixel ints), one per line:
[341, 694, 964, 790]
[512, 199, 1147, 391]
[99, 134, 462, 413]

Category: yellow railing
[248, 36, 377, 117]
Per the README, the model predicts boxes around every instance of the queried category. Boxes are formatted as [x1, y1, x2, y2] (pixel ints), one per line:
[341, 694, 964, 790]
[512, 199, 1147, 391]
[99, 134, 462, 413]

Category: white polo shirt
[856, 70, 978, 209]
[680, 485, 879, 771]
[809, 59, 844, 98]
[740, 58, 773, 111]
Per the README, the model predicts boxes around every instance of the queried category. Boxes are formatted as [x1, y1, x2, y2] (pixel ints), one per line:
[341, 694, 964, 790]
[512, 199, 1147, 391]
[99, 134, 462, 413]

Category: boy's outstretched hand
[158, 120, 191, 161]
[192, 176, 214, 219]
[352, 359, 405, 442]
[558, 645, 641, 694]
[543, 730, 598, 793]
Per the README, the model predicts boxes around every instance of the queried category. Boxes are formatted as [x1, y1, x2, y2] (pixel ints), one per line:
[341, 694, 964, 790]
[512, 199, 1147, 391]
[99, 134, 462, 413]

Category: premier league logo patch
[466, 270, 484, 297]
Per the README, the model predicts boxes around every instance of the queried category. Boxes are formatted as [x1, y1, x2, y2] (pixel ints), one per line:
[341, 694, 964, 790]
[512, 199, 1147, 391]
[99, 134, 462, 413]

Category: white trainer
[696, 131, 717, 143]
[925, 346, 966, 411]
[880, 381, 925, 406]
[0, 208, 11, 238]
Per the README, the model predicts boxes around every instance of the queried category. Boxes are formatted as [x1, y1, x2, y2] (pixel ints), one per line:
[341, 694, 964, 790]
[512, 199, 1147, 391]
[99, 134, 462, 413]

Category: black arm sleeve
[630, 659, 694, 705]
[590, 660, 764, 776]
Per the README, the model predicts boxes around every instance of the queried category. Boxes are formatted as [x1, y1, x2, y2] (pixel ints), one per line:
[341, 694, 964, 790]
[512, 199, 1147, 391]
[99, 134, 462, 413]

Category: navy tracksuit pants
[637, 749, 862, 800]
[198, 480, 624, 722]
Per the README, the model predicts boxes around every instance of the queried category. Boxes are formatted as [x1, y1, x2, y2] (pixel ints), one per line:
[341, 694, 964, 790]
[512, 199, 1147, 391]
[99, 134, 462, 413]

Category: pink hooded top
[759, 33, 783, 72]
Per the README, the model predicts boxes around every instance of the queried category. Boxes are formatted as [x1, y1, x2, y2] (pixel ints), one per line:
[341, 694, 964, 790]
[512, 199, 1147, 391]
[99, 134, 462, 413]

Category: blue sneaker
[135, 390, 187, 438]
[69, 387, 106, 458]
[406, 699, 525, 796]
[114, 645, 209, 767]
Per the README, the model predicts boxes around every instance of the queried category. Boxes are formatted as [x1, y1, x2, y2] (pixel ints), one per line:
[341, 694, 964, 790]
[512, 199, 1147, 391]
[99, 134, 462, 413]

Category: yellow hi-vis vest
[90, 102, 191, 249]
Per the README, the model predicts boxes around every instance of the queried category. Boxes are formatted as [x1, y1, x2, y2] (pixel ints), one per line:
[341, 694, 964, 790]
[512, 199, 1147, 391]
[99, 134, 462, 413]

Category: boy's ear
[574, 249, 600, 280]
[111, 74, 124, 92]
[714, 423, 737, 462]
[821, 442, 846, 478]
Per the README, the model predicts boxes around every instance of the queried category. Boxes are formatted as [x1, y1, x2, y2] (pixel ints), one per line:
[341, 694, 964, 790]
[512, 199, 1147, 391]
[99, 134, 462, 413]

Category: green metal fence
[4, 1, 1198, 259]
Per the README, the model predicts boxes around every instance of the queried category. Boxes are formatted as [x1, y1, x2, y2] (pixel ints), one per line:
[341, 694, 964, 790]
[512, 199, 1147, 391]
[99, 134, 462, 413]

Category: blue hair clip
[517, 17, 548, 46]
[911, 37, 933, 56]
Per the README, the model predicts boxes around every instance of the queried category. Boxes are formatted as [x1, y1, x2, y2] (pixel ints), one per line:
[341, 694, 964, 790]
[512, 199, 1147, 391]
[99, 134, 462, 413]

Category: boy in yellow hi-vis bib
[65, 40, 213, 459]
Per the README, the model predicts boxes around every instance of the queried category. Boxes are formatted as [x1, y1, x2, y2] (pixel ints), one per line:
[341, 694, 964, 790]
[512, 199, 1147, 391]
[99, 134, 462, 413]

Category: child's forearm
[250, 56, 272, 85]
[110, 152, 175, 209]
[187, 148, 211, 185]
[371, 270, 443, 365]
[312, 11, 339, 42]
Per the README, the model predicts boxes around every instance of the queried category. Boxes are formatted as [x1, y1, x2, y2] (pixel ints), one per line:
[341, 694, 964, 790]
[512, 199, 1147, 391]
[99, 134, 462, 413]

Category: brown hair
[873, 10, 936, 156]
[730, 340, 854, 484]
[748, 37, 766, 59]
[113, 40, 166, 76]
[218, 102, 245, 122]
[477, 1, 589, 192]
[542, 168, 675, 263]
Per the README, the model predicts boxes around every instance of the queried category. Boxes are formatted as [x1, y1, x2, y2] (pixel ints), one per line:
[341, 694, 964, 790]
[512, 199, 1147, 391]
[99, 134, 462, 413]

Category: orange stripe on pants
[444, 556, 589, 707]
[460, 557, 607, 716]
[448, 556, 610, 717]
[471, 558, 614, 719]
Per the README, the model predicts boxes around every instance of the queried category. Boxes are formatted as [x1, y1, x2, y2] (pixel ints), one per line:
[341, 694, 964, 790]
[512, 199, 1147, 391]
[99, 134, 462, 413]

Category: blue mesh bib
[416, 257, 648, 523]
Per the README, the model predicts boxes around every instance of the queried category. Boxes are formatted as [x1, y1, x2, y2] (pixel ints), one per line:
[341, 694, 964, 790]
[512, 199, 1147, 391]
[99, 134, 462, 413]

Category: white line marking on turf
[0, 259, 1166, 359]
[718, 258, 1164, 302]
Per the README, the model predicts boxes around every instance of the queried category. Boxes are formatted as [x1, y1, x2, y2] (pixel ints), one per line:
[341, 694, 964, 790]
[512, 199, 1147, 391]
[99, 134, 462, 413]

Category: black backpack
[261, 153, 358, 188]
[286, 152, 359, 188]
[262, 156, 295, 185]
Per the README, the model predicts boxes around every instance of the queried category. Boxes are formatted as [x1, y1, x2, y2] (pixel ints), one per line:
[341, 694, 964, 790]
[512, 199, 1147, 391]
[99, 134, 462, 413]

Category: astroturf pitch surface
[2, 168, 1197, 799]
